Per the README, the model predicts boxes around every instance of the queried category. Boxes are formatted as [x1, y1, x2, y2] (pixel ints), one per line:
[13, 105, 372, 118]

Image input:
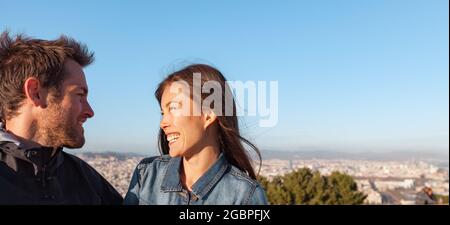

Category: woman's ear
[203, 110, 218, 129]
[24, 77, 47, 108]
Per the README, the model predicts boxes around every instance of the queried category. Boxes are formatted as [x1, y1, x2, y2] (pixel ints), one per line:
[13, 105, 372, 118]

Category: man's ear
[24, 77, 47, 108]
[203, 110, 218, 130]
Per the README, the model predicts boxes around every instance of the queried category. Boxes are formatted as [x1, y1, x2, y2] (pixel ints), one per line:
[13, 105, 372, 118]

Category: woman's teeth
[167, 134, 180, 143]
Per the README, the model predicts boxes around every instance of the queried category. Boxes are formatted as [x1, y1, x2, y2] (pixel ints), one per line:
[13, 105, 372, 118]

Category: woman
[124, 64, 268, 205]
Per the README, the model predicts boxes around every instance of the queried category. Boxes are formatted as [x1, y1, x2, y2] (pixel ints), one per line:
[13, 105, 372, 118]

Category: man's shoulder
[60, 151, 104, 178]
[62, 151, 91, 166]
[61, 151, 123, 203]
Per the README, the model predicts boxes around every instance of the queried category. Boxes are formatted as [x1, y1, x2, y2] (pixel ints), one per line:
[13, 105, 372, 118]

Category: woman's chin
[168, 147, 182, 157]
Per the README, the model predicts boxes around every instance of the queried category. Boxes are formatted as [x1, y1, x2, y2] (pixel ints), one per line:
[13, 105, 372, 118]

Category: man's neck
[5, 114, 36, 139]
[7, 131, 60, 157]
[5, 119, 59, 156]
[9, 131, 41, 149]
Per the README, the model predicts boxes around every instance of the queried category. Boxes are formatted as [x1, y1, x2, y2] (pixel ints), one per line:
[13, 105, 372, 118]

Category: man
[415, 186, 436, 205]
[0, 31, 123, 204]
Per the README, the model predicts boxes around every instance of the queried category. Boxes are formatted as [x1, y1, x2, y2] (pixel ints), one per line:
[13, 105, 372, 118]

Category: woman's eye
[168, 103, 180, 111]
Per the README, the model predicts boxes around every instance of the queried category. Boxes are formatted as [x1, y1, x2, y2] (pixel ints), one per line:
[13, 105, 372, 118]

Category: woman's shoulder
[135, 154, 171, 171]
[225, 164, 261, 188]
[222, 165, 268, 204]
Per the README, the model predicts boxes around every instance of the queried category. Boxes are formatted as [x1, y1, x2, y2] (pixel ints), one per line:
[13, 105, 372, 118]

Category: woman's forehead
[162, 83, 190, 101]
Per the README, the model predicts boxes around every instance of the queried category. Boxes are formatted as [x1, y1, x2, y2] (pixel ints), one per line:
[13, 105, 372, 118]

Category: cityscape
[75, 151, 449, 205]
[259, 158, 448, 204]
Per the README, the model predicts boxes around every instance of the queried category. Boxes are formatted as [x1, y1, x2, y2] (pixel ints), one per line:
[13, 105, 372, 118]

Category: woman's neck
[181, 144, 220, 191]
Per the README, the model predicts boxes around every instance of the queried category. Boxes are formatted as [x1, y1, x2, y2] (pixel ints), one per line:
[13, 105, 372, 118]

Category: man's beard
[33, 103, 85, 149]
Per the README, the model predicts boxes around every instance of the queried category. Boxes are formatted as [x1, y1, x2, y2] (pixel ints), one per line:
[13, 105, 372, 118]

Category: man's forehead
[64, 59, 83, 73]
[62, 59, 87, 86]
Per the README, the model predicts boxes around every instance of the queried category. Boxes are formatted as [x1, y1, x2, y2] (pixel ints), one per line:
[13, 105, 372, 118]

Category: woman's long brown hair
[155, 64, 261, 179]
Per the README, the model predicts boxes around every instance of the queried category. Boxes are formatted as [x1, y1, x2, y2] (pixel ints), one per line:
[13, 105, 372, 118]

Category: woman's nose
[160, 114, 170, 130]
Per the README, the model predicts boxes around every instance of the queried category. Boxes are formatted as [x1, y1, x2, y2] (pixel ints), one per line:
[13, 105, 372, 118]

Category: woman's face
[159, 82, 207, 157]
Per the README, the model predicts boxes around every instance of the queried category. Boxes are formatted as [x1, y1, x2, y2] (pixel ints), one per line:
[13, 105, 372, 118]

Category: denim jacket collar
[161, 153, 230, 199]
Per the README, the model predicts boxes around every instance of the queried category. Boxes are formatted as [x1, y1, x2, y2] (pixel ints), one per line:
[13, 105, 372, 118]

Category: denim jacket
[123, 153, 268, 205]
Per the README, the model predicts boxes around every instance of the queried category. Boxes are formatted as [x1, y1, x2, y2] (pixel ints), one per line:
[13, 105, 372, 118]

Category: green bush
[258, 168, 366, 205]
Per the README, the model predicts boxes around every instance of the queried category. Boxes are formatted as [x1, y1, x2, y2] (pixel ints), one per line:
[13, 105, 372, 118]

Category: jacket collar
[161, 153, 230, 199]
[0, 127, 64, 174]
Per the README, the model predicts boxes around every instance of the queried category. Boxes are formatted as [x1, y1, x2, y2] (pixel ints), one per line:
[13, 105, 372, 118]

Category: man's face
[35, 59, 94, 148]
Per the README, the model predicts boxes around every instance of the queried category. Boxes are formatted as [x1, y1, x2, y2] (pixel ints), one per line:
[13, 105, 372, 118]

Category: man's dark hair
[0, 31, 94, 125]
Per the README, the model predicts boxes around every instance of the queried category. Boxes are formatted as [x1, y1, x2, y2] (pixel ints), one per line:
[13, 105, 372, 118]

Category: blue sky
[1, 0, 448, 155]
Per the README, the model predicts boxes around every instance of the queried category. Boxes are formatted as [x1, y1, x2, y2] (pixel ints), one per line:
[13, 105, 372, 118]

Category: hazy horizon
[71, 147, 449, 160]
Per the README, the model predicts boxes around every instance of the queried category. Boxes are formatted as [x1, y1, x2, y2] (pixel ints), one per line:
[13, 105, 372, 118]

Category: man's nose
[84, 102, 94, 118]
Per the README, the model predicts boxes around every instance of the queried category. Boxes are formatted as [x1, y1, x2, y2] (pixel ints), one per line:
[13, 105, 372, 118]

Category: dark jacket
[0, 130, 123, 205]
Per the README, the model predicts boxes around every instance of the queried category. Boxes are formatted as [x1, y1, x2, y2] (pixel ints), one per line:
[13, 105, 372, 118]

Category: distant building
[365, 190, 383, 204]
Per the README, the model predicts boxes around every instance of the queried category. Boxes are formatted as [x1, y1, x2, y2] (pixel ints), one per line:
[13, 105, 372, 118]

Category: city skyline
[76, 151, 449, 204]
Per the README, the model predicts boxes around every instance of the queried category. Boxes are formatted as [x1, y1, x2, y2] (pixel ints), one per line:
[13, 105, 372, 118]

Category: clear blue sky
[1, 0, 448, 155]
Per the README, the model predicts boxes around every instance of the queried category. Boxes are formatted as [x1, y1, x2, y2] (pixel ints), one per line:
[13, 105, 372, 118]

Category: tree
[325, 171, 367, 205]
[434, 194, 449, 205]
[258, 168, 366, 205]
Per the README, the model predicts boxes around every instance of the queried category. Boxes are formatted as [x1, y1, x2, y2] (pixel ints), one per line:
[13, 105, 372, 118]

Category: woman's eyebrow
[164, 101, 180, 108]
